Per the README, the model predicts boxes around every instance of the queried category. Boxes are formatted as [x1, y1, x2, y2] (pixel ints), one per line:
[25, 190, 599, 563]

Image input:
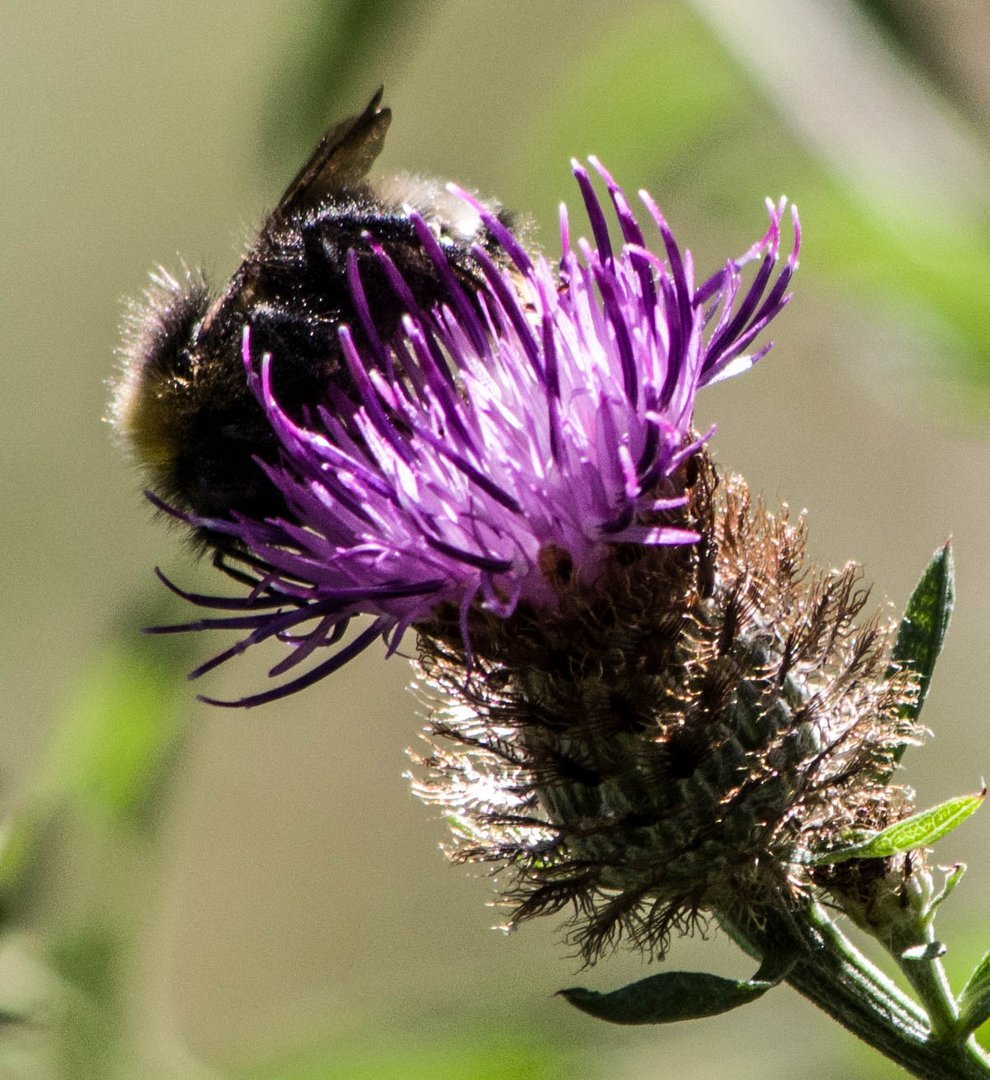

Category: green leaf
[959, 950, 990, 1036]
[48, 924, 125, 1080]
[806, 790, 985, 866]
[40, 605, 198, 832]
[236, 1029, 574, 1080]
[512, 6, 757, 225]
[890, 543, 955, 737]
[559, 966, 783, 1026]
[929, 862, 967, 912]
[0, 603, 197, 929]
[0, 805, 65, 931]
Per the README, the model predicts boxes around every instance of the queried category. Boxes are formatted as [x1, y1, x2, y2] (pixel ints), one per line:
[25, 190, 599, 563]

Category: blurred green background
[3, 0, 990, 1076]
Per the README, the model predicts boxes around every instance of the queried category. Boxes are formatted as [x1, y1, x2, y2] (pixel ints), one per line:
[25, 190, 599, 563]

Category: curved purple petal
[155, 164, 799, 704]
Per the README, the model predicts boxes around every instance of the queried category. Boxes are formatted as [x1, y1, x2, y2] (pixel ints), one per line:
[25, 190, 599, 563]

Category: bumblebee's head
[114, 264, 302, 536]
[113, 269, 212, 475]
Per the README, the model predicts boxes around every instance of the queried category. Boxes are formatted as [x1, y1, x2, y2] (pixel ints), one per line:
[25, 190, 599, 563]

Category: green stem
[721, 900, 990, 1078]
[886, 922, 960, 1042]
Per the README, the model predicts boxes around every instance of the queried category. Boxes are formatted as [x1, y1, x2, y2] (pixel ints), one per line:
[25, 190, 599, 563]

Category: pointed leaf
[930, 862, 967, 912]
[890, 543, 954, 741]
[959, 951, 990, 1036]
[559, 968, 779, 1025]
[806, 789, 985, 866]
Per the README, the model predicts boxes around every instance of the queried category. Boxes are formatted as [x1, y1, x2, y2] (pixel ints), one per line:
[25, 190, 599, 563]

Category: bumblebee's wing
[269, 87, 391, 225]
[199, 90, 391, 332]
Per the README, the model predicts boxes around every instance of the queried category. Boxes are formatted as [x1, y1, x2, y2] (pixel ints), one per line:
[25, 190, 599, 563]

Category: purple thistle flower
[153, 161, 799, 706]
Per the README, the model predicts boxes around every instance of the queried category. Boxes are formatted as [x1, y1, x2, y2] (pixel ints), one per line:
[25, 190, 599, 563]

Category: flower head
[154, 161, 799, 706]
[414, 472, 920, 962]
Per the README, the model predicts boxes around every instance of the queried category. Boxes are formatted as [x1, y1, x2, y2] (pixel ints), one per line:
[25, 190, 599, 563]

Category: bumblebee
[114, 90, 506, 545]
